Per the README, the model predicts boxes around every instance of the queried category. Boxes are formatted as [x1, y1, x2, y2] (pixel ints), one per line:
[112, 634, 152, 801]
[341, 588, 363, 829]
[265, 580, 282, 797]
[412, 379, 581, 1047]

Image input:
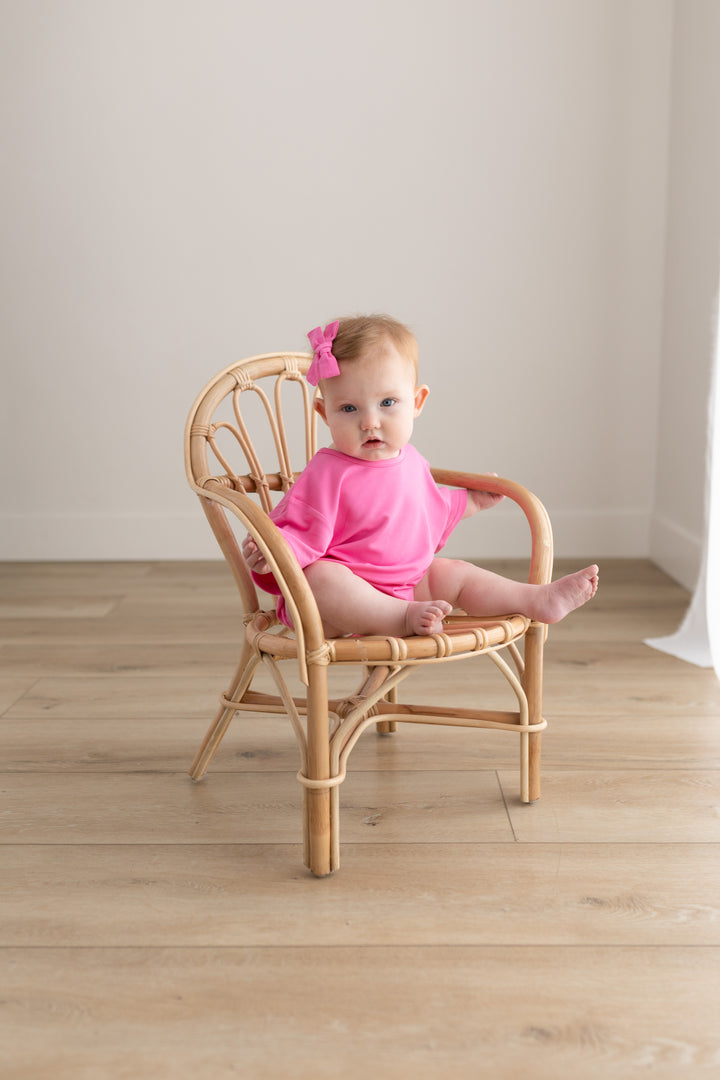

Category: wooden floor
[2, 558, 720, 1078]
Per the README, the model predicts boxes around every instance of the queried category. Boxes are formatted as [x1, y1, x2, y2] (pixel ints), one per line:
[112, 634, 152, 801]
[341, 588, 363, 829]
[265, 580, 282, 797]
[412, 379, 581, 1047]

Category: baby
[243, 315, 598, 638]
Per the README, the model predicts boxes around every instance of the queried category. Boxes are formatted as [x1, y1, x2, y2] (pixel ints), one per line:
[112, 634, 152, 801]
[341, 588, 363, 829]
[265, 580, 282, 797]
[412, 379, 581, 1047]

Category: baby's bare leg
[419, 558, 598, 624]
[304, 560, 452, 638]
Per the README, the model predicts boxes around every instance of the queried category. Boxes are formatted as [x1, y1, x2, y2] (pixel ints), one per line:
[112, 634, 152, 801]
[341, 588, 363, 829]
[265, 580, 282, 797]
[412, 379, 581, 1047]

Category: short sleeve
[434, 486, 468, 551]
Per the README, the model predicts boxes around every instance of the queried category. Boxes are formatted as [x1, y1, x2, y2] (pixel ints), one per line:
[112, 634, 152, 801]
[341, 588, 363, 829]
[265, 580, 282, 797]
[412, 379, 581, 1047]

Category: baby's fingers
[242, 534, 270, 575]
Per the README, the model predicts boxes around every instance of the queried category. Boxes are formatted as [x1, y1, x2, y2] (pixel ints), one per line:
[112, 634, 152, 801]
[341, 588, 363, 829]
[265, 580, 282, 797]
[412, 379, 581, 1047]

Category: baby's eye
[380, 398, 396, 408]
[340, 404, 357, 413]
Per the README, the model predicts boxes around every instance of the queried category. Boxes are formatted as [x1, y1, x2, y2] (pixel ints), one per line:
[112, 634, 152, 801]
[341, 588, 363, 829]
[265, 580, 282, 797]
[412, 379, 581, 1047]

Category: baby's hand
[242, 534, 271, 575]
[466, 475, 505, 514]
[468, 488, 505, 511]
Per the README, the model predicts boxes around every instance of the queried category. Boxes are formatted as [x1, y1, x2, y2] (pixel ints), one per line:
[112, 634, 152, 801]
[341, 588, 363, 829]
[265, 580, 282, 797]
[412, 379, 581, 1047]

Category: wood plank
[0, 771, 515, 844]
[0, 596, 121, 619]
[541, 672, 720, 716]
[4, 646, 716, 713]
[0, 612, 246, 644]
[1, 716, 220, 772]
[501, 770, 720, 842]
[9, 643, 718, 719]
[0, 641, 239, 677]
[4, 712, 720, 773]
[3, 675, 227, 719]
[1, 946, 718, 1080]
[0, 561, 154, 593]
[2, 843, 719, 947]
[404, 654, 720, 716]
[0, 677, 38, 716]
[0, 772, 303, 845]
[539, 714, 720, 769]
[0, 665, 329, 706]
[545, 613, 687, 644]
[542, 640, 702, 671]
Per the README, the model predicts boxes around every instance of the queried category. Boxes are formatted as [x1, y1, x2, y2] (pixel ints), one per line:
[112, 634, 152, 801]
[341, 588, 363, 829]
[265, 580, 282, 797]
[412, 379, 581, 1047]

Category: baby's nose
[360, 410, 380, 429]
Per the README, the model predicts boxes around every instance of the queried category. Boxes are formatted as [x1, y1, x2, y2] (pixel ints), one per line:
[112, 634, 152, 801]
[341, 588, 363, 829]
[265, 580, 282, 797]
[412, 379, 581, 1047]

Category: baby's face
[315, 344, 429, 461]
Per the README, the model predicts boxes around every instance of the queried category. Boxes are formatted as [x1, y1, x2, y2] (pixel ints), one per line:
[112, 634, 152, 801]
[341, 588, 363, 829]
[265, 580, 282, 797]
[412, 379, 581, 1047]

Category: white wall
[1, 1, 676, 562]
[649, 0, 720, 589]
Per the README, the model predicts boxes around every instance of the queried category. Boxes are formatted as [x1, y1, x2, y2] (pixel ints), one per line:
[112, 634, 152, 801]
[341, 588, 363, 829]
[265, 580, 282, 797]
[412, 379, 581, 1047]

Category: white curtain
[646, 293, 720, 675]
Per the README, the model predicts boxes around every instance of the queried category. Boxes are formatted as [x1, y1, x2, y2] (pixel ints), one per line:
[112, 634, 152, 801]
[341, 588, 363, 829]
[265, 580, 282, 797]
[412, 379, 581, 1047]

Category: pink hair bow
[306, 322, 340, 386]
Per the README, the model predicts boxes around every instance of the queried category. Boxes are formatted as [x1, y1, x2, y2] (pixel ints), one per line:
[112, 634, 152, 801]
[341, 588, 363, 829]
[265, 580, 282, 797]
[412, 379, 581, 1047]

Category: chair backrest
[185, 352, 317, 510]
[184, 353, 323, 631]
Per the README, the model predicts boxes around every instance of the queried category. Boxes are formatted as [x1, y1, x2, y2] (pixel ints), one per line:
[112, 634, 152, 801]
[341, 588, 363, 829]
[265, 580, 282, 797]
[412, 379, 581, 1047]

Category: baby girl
[243, 315, 598, 638]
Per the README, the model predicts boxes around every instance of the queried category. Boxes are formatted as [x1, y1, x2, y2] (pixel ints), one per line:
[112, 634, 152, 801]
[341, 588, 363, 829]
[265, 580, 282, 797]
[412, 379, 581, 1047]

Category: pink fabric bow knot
[306, 322, 340, 385]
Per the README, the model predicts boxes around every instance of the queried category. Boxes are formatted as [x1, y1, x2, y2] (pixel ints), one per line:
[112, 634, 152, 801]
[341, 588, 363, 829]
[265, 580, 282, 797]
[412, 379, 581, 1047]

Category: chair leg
[303, 663, 334, 876]
[522, 623, 545, 803]
[376, 676, 398, 734]
[528, 731, 542, 802]
[304, 789, 333, 876]
[189, 641, 259, 781]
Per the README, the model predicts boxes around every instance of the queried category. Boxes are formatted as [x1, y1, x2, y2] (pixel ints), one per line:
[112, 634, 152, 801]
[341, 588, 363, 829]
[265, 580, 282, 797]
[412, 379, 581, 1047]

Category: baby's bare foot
[530, 565, 599, 624]
[404, 599, 453, 636]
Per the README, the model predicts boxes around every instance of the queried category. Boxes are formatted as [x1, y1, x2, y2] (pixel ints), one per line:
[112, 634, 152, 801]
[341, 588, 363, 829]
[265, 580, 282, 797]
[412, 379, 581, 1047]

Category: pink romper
[252, 444, 467, 627]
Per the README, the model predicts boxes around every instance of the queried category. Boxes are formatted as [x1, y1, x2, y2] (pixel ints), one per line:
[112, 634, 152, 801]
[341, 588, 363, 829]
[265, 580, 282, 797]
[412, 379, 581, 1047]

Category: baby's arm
[462, 475, 505, 518]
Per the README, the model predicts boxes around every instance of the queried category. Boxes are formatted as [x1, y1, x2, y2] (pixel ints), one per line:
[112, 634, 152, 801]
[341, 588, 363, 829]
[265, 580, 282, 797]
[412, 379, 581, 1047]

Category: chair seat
[246, 610, 531, 664]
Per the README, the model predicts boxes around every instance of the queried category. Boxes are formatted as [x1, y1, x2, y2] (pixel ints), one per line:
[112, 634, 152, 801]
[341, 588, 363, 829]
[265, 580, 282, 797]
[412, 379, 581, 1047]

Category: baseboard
[0, 508, 652, 562]
[648, 512, 703, 590]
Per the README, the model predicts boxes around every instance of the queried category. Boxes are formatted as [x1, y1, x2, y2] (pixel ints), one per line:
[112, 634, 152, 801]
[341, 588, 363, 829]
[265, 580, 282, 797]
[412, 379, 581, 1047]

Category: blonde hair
[329, 314, 419, 378]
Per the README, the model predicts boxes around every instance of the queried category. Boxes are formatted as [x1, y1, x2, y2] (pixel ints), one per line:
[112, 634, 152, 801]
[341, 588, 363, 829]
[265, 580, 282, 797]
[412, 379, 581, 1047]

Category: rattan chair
[184, 352, 553, 876]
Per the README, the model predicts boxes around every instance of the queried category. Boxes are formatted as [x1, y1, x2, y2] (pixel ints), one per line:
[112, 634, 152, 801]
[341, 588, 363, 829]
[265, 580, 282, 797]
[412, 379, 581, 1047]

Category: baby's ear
[413, 384, 430, 416]
[313, 398, 328, 423]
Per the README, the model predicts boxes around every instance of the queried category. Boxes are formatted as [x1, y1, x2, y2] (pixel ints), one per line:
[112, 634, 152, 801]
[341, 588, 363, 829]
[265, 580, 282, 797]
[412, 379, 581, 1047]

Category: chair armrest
[431, 470, 553, 586]
[194, 480, 327, 653]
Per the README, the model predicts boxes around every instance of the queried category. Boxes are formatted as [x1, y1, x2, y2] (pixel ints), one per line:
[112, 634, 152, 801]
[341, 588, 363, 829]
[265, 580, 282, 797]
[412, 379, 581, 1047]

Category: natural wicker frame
[184, 352, 554, 876]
